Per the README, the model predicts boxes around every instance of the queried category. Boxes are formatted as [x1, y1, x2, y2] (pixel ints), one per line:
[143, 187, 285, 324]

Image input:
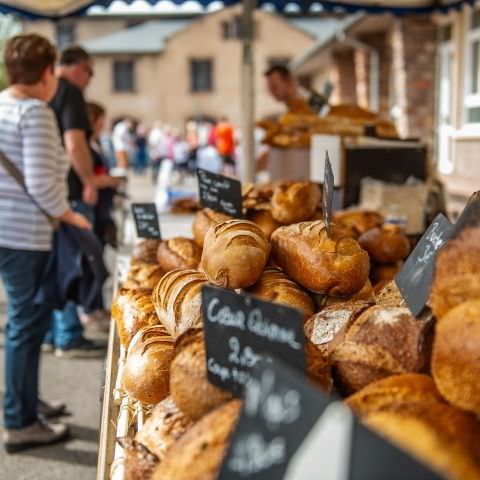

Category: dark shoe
[4, 419, 69, 454]
[37, 398, 66, 419]
[55, 337, 107, 359]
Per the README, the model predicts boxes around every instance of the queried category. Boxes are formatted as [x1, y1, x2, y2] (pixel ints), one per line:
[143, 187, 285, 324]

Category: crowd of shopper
[0, 34, 121, 453]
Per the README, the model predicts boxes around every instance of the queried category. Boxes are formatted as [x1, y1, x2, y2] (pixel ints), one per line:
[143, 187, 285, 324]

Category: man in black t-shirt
[46, 46, 105, 357]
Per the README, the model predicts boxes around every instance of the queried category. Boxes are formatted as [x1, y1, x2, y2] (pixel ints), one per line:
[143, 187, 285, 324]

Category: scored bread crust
[271, 221, 370, 296]
[246, 267, 315, 318]
[192, 208, 232, 247]
[152, 268, 207, 339]
[201, 219, 270, 289]
[156, 237, 202, 272]
[131, 239, 162, 265]
[247, 209, 282, 239]
[123, 325, 174, 404]
[169, 329, 232, 421]
[124, 263, 165, 290]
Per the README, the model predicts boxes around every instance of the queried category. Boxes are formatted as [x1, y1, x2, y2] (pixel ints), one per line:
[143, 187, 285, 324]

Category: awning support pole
[240, 0, 255, 183]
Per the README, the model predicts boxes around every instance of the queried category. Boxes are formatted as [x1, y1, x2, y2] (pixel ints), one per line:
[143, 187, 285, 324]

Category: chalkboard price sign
[396, 213, 452, 316]
[202, 286, 306, 395]
[131, 203, 161, 239]
[197, 168, 243, 218]
[323, 151, 334, 235]
[218, 357, 330, 480]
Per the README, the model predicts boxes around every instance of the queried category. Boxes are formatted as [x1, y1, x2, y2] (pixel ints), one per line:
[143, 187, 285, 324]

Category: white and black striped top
[0, 90, 69, 251]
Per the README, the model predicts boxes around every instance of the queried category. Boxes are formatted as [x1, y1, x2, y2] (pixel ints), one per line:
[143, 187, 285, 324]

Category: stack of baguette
[110, 184, 480, 480]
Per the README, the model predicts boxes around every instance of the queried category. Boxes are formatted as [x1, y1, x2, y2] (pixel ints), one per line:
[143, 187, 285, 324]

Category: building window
[56, 23, 75, 50]
[465, 9, 480, 124]
[267, 57, 291, 70]
[190, 59, 213, 93]
[221, 16, 243, 39]
[113, 60, 135, 93]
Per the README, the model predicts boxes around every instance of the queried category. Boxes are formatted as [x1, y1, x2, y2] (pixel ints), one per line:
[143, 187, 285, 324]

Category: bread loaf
[305, 301, 372, 391]
[247, 209, 281, 239]
[358, 224, 410, 264]
[346, 373, 443, 417]
[314, 279, 375, 310]
[432, 300, 480, 417]
[370, 262, 402, 286]
[120, 437, 159, 480]
[333, 210, 383, 238]
[156, 237, 202, 272]
[331, 306, 434, 394]
[364, 401, 480, 480]
[192, 208, 232, 247]
[430, 226, 480, 318]
[112, 288, 159, 349]
[271, 181, 321, 224]
[170, 329, 232, 421]
[374, 280, 405, 308]
[135, 396, 193, 462]
[201, 219, 270, 289]
[152, 268, 207, 339]
[271, 221, 370, 296]
[152, 400, 242, 480]
[124, 263, 164, 290]
[246, 267, 315, 318]
[132, 239, 161, 265]
[123, 325, 174, 404]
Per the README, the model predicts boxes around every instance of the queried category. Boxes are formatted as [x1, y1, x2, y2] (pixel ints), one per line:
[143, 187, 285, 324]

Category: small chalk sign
[131, 203, 161, 239]
[197, 168, 243, 218]
[218, 357, 330, 480]
[323, 151, 334, 235]
[395, 213, 452, 316]
[202, 286, 305, 396]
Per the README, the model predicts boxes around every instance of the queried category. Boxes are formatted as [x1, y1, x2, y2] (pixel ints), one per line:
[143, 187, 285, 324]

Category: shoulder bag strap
[0, 150, 59, 229]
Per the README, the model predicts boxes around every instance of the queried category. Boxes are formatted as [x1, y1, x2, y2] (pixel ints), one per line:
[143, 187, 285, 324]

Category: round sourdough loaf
[156, 237, 202, 272]
[152, 400, 242, 480]
[131, 239, 162, 265]
[151, 268, 207, 339]
[333, 210, 384, 238]
[169, 329, 231, 421]
[429, 226, 480, 319]
[271, 221, 370, 296]
[124, 263, 165, 290]
[358, 224, 410, 264]
[271, 181, 321, 224]
[331, 306, 434, 395]
[192, 208, 232, 247]
[201, 219, 270, 289]
[112, 288, 159, 349]
[246, 267, 315, 318]
[135, 396, 192, 462]
[123, 325, 174, 404]
[432, 300, 480, 417]
[247, 209, 281, 239]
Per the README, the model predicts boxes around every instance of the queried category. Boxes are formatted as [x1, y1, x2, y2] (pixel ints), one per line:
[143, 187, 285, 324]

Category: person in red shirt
[215, 117, 236, 175]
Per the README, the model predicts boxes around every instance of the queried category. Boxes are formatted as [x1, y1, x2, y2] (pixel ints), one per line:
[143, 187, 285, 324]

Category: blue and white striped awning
[0, 0, 475, 19]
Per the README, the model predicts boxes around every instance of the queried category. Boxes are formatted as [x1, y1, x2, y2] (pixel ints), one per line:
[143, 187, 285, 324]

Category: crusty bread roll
[333, 210, 384, 238]
[192, 208, 232, 247]
[358, 224, 410, 264]
[331, 306, 434, 395]
[242, 182, 275, 210]
[124, 263, 165, 290]
[152, 400, 241, 480]
[271, 181, 321, 224]
[156, 237, 202, 272]
[314, 278, 376, 311]
[364, 401, 480, 480]
[112, 288, 159, 349]
[432, 300, 480, 417]
[152, 268, 207, 339]
[201, 219, 270, 289]
[346, 373, 443, 417]
[131, 239, 161, 265]
[170, 329, 232, 421]
[135, 396, 193, 462]
[271, 221, 370, 296]
[247, 209, 281, 239]
[305, 301, 372, 391]
[370, 262, 402, 286]
[374, 280, 405, 308]
[430, 226, 480, 319]
[246, 267, 315, 318]
[120, 437, 159, 480]
[123, 325, 174, 404]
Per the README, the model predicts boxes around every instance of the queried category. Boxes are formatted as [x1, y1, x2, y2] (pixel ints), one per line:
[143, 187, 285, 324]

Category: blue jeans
[44, 201, 95, 348]
[0, 248, 51, 429]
